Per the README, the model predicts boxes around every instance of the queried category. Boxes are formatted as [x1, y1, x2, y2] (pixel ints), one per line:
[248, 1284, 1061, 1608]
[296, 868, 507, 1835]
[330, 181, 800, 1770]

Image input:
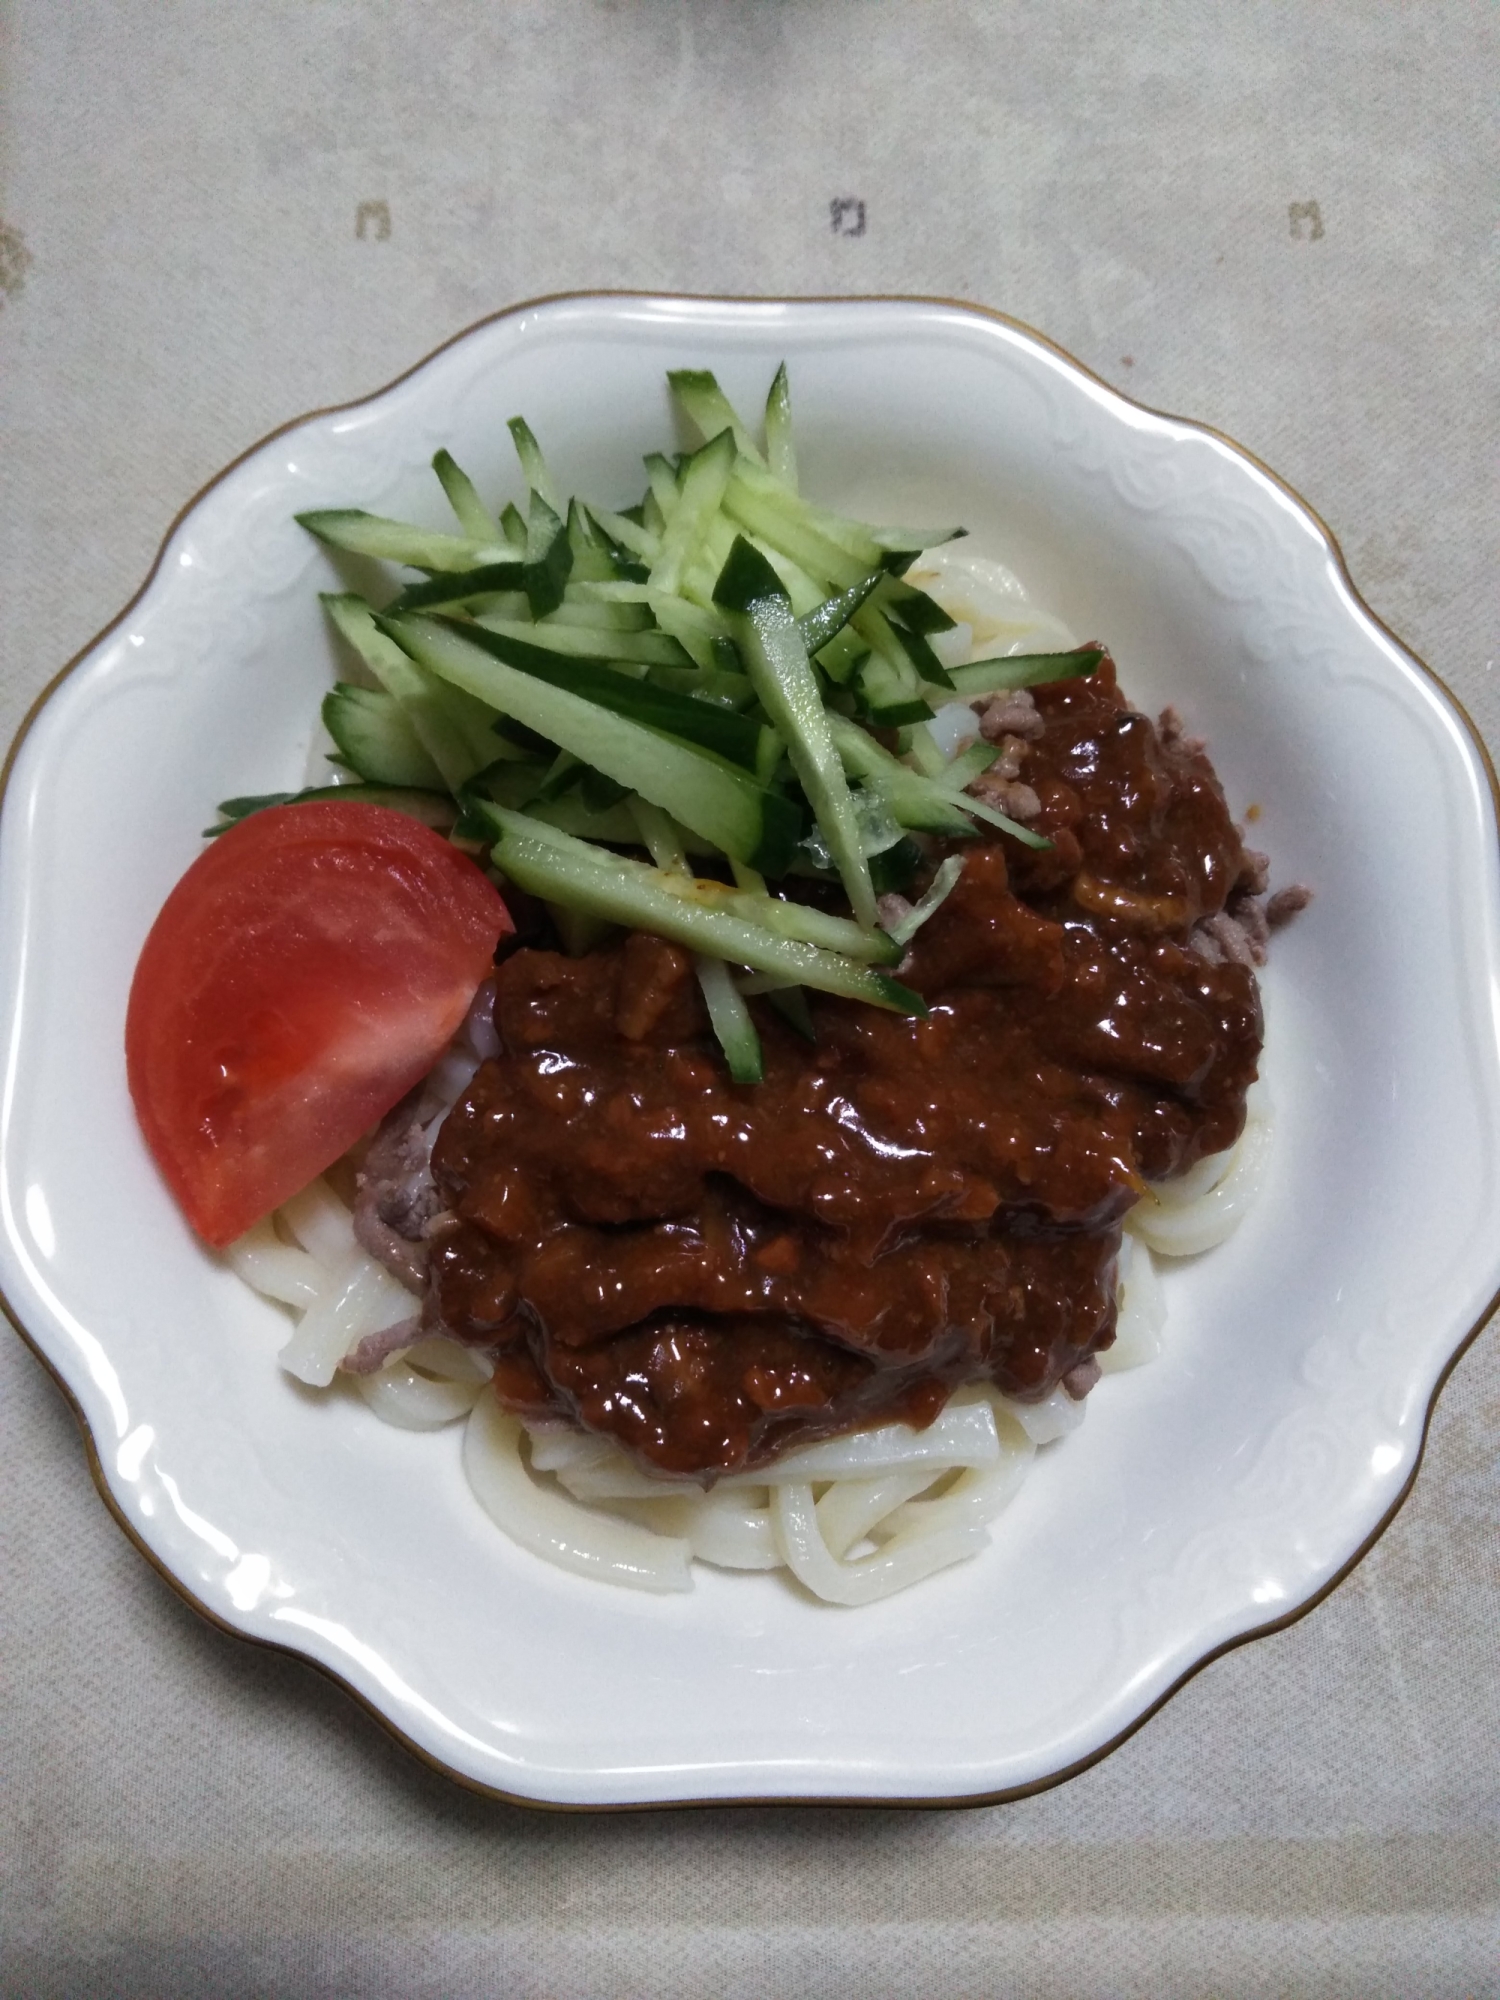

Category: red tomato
[126, 801, 512, 1248]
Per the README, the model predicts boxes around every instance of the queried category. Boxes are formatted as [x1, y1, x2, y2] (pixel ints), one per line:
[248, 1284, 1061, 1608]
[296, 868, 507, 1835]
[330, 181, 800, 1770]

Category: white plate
[4, 294, 1499, 1808]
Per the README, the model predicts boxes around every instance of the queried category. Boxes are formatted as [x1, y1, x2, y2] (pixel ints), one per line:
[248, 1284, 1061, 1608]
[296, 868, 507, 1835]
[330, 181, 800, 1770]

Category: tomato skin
[126, 802, 512, 1248]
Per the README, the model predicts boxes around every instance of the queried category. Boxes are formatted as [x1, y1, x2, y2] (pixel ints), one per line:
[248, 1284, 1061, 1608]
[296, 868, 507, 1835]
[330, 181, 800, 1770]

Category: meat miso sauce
[377, 656, 1264, 1481]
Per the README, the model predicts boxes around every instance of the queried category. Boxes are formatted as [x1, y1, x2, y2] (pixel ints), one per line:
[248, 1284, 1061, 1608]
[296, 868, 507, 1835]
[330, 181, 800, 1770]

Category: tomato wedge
[126, 801, 512, 1248]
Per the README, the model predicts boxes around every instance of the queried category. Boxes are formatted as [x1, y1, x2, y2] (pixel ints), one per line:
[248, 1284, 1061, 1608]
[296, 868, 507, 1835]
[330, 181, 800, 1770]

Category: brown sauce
[426, 659, 1263, 1477]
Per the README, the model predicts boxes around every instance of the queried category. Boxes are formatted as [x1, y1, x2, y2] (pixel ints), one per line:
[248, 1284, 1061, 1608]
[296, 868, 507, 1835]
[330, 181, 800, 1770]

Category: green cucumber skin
[382, 613, 800, 875]
[945, 646, 1104, 698]
[737, 589, 879, 929]
[387, 563, 525, 613]
[694, 954, 765, 1083]
[297, 509, 521, 574]
[432, 450, 501, 542]
[473, 613, 693, 672]
[431, 618, 766, 771]
[208, 783, 454, 837]
[321, 593, 501, 791]
[478, 806, 924, 1016]
[321, 683, 446, 789]
[797, 570, 884, 655]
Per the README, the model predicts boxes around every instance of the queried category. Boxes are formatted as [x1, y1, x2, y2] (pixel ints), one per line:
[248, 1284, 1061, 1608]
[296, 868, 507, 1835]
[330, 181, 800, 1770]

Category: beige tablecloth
[3, 5, 1499, 1993]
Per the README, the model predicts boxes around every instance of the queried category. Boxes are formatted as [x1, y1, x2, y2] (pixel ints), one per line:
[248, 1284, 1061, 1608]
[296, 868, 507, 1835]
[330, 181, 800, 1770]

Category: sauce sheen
[427, 661, 1263, 1477]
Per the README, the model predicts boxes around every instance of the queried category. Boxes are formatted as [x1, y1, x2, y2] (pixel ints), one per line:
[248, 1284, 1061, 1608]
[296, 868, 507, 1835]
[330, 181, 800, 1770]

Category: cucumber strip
[852, 603, 922, 680]
[641, 867, 897, 963]
[667, 369, 764, 463]
[711, 520, 826, 616]
[905, 725, 950, 780]
[322, 683, 446, 789]
[534, 750, 585, 802]
[884, 855, 965, 946]
[940, 786, 1052, 849]
[588, 503, 660, 561]
[431, 619, 765, 768]
[645, 666, 757, 710]
[627, 796, 688, 872]
[208, 783, 455, 837]
[765, 983, 817, 1041]
[473, 613, 692, 671]
[869, 838, 922, 894]
[297, 509, 521, 573]
[825, 713, 977, 837]
[432, 450, 502, 541]
[321, 593, 501, 789]
[878, 576, 957, 635]
[461, 761, 649, 846]
[567, 579, 654, 603]
[944, 646, 1105, 698]
[643, 452, 681, 525]
[812, 628, 869, 686]
[868, 523, 966, 555]
[565, 498, 624, 583]
[943, 739, 1000, 787]
[650, 429, 737, 596]
[500, 500, 527, 546]
[579, 767, 631, 813]
[522, 491, 573, 618]
[734, 969, 796, 994]
[722, 476, 872, 591]
[647, 592, 730, 669]
[544, 596, 654, 633]
[764, 363, 797, 491]
[387, 565, 526, 613]
[713, 537, 878, 928]
[885, 614, 955, 688]
[695, 956, 764, 1083]
[724, 460, 885, 568]
[507, 417, 560, 513]
[854, 650, 929, 727]
[797, 571, 885, 655]
[547, 902, 618, 956]
[476, 807, 923, 1013]
[382, 614, 799, 873]
[723, 466, 961, 574]
[797, 788, 906, 872]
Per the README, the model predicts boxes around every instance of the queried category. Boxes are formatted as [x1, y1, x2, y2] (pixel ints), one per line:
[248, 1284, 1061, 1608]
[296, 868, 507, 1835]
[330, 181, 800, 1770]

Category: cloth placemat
[3, 4, 1497, 1993]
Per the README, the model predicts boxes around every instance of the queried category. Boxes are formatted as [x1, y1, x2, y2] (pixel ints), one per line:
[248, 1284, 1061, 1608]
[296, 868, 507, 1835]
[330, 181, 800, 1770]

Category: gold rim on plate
[4, 290, 1497, 1813]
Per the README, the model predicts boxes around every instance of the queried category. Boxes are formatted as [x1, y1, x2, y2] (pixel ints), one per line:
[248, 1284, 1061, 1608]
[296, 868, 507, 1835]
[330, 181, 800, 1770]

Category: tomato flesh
[126, 801, 512, 1248]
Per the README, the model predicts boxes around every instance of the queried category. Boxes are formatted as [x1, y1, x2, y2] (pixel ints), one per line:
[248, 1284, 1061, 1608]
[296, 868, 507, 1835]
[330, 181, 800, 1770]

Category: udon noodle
[226, 549, 1276, 1604]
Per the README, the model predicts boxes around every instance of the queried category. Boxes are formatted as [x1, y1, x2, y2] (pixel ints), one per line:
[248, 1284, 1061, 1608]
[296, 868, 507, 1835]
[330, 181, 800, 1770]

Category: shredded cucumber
[287, 363, 1100, 1079]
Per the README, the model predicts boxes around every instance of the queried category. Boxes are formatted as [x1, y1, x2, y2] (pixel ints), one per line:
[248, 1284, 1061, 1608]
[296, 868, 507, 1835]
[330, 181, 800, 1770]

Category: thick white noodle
[772, 1481, 990, 1607]
[226, 553, 1277, 1601]
[717, 1397, 1002, 1486]
[814, 1467, 946, 1560]
[464, 1392, 693, 1593]
[492, 1387, 1034, 1603]
[223, 1219, 322, 1309]
[907, 544, 1080, 658]
[280, 1178, 359, 1270]
[355, 1340, 493, 1431]
[230, 1177, 425, 1389]
[907, 544, 1082, 766]
[279, 1250, 414, 1388]
[884, 1449, 1036, 1543]
[228, 1078, 1274, 1596]
[1009, 1385, 1087, 1446]
[1128, 1082, 1272, 1258]
[1101, 1231, 1167, 1373]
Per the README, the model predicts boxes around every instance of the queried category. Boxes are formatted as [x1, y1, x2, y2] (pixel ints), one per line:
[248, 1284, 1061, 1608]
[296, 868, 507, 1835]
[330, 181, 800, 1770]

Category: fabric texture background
[2, 3, 1498, 1994]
